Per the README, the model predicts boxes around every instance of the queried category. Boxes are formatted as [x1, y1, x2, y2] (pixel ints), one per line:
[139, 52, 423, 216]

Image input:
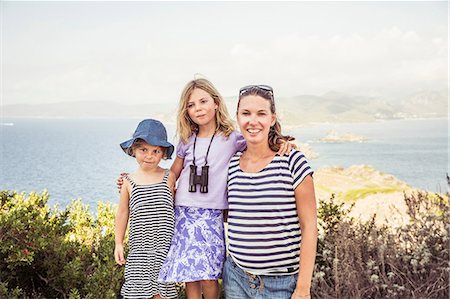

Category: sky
[1, 1, 448, 106]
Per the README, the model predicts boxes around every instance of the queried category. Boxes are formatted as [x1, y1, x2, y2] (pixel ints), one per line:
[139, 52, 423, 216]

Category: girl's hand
[116, 173, 128, 192]
[114, 244, 126, 265]
[278, 139, 297, 156]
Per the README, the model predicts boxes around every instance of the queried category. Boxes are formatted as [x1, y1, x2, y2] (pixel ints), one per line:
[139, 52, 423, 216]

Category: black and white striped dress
[121, 170, 177, 299]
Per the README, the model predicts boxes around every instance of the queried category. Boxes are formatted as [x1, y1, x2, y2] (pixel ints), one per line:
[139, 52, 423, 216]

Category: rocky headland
[314, 165, 414, 226]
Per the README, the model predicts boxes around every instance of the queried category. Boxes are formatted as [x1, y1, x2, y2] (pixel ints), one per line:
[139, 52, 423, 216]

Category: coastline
[2, 118, 446, 211]
[313, 164, 444, 226]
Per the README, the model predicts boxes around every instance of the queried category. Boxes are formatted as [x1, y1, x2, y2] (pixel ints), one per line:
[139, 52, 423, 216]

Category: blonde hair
[176, 78, 235, 144]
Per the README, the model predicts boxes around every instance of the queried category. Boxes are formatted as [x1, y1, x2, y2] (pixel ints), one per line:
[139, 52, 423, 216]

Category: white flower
[370, 274, 379, 283]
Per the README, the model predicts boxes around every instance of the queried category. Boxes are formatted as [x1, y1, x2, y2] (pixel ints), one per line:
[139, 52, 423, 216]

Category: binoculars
[189, 164, 209, 193]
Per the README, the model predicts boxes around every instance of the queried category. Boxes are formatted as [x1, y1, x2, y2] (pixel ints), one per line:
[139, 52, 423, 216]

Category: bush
[0, 190, 123, 299]
[313, 191, 449, 298]
[1, 190, 448, 298]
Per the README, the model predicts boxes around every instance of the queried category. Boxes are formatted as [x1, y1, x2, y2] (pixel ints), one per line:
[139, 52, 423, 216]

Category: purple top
[175, 131, 246, 210]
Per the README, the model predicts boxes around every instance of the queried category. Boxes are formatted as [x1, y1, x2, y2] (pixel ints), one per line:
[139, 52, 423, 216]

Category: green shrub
[0, 191, 123, 299]
[1, 189, 448, 298]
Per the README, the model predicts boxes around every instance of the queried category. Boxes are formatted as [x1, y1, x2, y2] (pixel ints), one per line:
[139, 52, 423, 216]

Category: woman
[223, 85, 318, 299]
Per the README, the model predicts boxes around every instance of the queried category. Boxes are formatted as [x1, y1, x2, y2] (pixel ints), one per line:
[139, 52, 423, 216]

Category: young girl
[118, 79, 292, 299]
[115, 119, 177, 299]
[224, 85, 317, 299]
[157, 78, 245, 299]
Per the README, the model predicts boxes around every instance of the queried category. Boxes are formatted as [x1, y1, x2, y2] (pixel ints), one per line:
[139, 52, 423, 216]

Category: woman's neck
[244, 142, 274, 160]
[196, 121, 217, 137]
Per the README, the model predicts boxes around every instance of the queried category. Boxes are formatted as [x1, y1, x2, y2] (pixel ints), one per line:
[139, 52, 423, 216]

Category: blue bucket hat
[120, 119, 174, 159]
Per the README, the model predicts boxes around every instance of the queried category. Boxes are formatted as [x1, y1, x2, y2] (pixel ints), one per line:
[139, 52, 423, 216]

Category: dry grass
[313, 192, 449, 299]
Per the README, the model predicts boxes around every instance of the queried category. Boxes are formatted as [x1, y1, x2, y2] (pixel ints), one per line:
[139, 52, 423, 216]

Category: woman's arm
[292, 175, 318, 299]
[114, 181, 130, 265]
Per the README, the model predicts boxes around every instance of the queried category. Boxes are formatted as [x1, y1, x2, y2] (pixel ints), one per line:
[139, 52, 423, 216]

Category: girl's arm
[292, 175, 318, 299]
[114, 181, 130, 266]
[170, 156, 184, 180]
[278, 139, 297, 156]
[168, 170, 176, 199]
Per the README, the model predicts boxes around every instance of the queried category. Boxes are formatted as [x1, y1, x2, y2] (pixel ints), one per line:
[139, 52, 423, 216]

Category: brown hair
[237, 86, 294, 152]
[176, 78, 235, 144]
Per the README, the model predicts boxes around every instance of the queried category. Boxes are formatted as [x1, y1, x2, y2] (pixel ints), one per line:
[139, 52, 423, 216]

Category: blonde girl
[158, 79, 246, 299]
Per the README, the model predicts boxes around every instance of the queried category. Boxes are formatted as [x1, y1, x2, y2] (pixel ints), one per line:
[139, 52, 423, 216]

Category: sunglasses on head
[239, 85, 274, 96]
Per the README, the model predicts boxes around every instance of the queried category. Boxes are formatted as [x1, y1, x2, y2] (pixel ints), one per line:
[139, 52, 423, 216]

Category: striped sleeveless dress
[121, 170, 177, 299]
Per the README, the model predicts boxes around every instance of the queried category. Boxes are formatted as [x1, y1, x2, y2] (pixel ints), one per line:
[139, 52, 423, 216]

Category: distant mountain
[397, 90, 448, 118]
[276, 90, 447, 125]
[276, 93, 394, 124]
[2, 90, 446, 126]
[2, 101, 177, 123]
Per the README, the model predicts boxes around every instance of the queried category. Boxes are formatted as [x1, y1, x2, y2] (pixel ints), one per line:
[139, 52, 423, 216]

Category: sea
[0, 117, 448, 209]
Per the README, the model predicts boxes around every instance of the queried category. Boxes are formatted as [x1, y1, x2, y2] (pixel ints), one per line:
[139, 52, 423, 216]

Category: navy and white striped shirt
[227, 149, 313, 276]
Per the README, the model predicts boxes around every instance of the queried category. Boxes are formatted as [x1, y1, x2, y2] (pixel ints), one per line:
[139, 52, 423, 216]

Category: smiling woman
[237, 85, 295, 153]
[223, 85, 318, 299]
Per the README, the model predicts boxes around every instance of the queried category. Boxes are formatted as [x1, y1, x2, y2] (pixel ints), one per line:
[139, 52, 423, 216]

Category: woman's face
[237, 95, 276, 146]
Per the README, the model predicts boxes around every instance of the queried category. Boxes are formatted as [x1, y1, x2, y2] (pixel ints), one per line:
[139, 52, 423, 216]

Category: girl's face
[237, 95, 276, 146]
[133, 142, 165, 171]
[186, 88, 218, 128]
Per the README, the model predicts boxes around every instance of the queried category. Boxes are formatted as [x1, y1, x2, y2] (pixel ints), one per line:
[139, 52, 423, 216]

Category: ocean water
[286, 118, 448, 193]
[0, 118, 447, 209]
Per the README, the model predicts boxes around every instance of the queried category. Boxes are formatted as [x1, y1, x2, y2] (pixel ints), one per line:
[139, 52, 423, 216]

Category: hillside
[314, 165, 415, 225]
[3, 90, 446, 125]
[277, 90, 447, 125]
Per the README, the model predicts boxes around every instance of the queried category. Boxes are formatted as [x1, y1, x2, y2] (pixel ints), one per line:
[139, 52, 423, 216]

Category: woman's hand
[291, 288, 310, 299]
[114, 244, 126, 265]
[116, 173, 128, 192]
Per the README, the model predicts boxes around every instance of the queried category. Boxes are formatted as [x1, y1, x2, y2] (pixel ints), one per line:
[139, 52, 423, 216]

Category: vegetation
[0, 190, 448, 298]
[340, 186, 403, 202]
[0, 191, 121, 299]
[314, 192, 449, 298]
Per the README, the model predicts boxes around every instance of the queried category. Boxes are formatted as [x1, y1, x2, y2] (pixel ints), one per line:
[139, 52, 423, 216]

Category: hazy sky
[2, 1, 448, 105]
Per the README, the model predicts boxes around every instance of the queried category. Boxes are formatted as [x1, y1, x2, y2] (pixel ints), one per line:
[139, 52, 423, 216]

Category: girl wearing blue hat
[115, 119, 177, 299]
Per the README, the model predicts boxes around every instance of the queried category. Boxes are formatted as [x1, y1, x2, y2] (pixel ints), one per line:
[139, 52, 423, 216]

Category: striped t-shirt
[227, 149, 313, 276]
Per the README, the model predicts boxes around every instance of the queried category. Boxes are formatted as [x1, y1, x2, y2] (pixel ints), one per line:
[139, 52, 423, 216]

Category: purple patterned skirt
[158, 206, 225, 283]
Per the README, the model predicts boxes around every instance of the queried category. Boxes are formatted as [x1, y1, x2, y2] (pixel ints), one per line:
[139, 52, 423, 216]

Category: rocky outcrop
[319, 130, 367, 143]
[314, 165, 413, 226]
